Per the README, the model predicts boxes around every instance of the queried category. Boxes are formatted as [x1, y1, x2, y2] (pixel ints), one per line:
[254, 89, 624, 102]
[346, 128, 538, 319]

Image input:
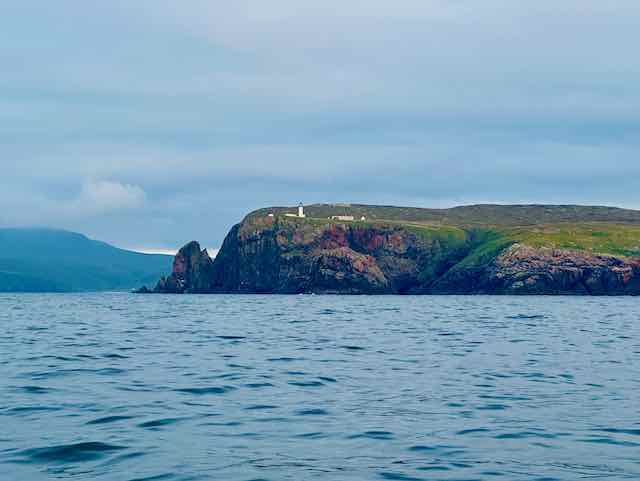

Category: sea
[1, 293, 639, 481]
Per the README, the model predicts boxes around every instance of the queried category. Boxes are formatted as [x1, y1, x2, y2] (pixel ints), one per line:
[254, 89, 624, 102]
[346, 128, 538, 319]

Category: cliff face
[149, 215, 640, 295]
[200, 217, 471, 294]
[434, 244, 640, 295]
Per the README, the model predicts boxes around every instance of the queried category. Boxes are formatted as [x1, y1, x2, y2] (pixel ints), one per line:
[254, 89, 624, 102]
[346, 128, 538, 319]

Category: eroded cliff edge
[143, 207, 640, 295]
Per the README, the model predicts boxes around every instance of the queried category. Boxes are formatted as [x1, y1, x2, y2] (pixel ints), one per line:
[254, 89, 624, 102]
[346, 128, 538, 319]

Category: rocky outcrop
[493, 244, 640, 294]
[145, 216, 640, 295]
[432, 244, 640, 295]
[151, 241, 216, 293]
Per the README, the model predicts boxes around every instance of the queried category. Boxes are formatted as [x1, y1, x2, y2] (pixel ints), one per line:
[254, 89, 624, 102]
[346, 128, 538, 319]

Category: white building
[284, 203, 306, 218]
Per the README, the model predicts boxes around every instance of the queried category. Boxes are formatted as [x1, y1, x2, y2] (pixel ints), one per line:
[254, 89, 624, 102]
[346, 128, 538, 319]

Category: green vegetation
[252, 204, 640, 260]
[505, 223, 640, 257]
[0, 228, 172, 292]
[248, 203, 640, 227]
[454, 231, 515, 269]
[405, 223, 468, 244]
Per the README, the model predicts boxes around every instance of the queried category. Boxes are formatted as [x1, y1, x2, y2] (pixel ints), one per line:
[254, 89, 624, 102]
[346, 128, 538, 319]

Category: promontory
[140, 204, 640, 295]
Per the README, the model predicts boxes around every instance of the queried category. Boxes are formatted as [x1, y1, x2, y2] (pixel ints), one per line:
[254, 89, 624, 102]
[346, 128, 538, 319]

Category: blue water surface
[0, 293, 639, 480]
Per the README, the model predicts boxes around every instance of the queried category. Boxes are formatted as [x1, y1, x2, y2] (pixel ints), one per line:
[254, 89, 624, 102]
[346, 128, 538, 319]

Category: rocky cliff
[434, 244, 640, 295]
[151, 241, 216, 293]
[144, 207, 640, 295]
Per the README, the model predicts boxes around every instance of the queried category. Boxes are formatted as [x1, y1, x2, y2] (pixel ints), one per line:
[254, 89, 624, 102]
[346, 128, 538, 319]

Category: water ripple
[1, 293, 639, 481]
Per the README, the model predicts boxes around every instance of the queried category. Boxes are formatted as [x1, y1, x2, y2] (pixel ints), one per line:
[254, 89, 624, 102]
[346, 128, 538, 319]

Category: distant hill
[0, 228, 173, 292]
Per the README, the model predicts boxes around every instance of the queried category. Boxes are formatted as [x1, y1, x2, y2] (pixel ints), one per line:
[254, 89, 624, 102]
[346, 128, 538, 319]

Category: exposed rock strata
[146, 218, 640, 295]
[434, 244, 640, 295]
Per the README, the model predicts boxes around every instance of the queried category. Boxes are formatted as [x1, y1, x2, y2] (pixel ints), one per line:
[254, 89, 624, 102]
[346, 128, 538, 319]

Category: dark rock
[153, 241, 215, 293]
[149, 217, 640, 296]
[433, 244, 640, 295]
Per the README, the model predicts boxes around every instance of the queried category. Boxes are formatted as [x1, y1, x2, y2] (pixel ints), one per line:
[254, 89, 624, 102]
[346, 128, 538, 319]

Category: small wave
[477, 403, 508, 411]
[86, 415, 134, 425]
[495, 431, 556, 440]
[580, 436, 640, 447]
[227, 363, 253, 370]
[378, 472, 424, 481]
[19, 441, 126, 463]
[348, 431, 394, 440]
[244, 382, 274, 389]
[5, 405, 62, 414]
[416, 465, 450, 472]
[288, 380, 325, 387]
[127, 474, 176, 481]
[318, 309, 337, 315]
[174, 386, 236, 395]
[296, 408, 329, 416]
[244, 405, 278, 411]
[408, 445, 437, 452]
[456, 428, 490, 435]
[295, 432, 327, 439]
[201, 421, 243, 427]
[267, 357, 303, 362]
[598, 427, 640, 436]
[103, 353, 129, 359]
[24, 367, 127, 379]
[15, 385, 53, 394]
[98, 450, 146, 468]
[138, 417, 188, 429]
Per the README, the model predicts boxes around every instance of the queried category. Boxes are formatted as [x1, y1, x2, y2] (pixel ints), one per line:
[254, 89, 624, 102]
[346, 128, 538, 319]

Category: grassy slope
[504, 224, 640, 257]
[249, 203, 640, 226]
[0, 228, 173, 292]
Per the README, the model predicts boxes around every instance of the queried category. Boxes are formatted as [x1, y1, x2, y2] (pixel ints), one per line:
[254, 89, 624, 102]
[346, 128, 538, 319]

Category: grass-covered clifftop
[246, 204, 640, 258]
[248, 203, 640, 227]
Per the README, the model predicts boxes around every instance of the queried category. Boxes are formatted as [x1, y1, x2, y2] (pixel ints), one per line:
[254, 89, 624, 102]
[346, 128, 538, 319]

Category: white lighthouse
[298, 203, 306, 218]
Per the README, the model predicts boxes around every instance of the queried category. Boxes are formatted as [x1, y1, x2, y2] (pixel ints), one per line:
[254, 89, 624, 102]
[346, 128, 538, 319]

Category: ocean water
[1, 294, 639, 481]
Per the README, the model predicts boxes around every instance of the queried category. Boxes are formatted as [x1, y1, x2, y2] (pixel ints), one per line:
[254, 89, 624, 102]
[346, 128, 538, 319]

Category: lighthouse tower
[298, 203, 306, 218]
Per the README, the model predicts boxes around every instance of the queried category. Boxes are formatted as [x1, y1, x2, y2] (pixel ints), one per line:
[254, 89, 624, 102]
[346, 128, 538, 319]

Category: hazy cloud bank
[1, 1, 639, 250]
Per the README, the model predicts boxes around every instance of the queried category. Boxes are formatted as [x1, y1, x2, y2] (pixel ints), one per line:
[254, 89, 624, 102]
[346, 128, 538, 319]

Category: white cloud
[78, 180, 146, 213]
[0, 180, 147, 228]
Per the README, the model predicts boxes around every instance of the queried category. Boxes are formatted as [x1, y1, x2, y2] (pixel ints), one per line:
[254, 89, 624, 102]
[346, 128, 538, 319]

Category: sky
[1, 1, 639, 253]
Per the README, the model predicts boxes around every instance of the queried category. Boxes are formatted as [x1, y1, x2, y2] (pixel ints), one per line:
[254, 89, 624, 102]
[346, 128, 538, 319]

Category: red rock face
[172, 252, 187, 276]
[150, 219, 640, 295]
[318, 225, 350, 250]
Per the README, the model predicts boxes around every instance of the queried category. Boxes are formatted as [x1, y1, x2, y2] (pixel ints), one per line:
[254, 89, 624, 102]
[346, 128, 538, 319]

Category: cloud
[0, 1, 639, 249]
[0, 180, 146, 228]
[78, 180, 146, 213]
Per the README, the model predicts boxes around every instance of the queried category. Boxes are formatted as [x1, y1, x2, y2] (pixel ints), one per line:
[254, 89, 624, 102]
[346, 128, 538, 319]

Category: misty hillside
[0, 228, 172, 292]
